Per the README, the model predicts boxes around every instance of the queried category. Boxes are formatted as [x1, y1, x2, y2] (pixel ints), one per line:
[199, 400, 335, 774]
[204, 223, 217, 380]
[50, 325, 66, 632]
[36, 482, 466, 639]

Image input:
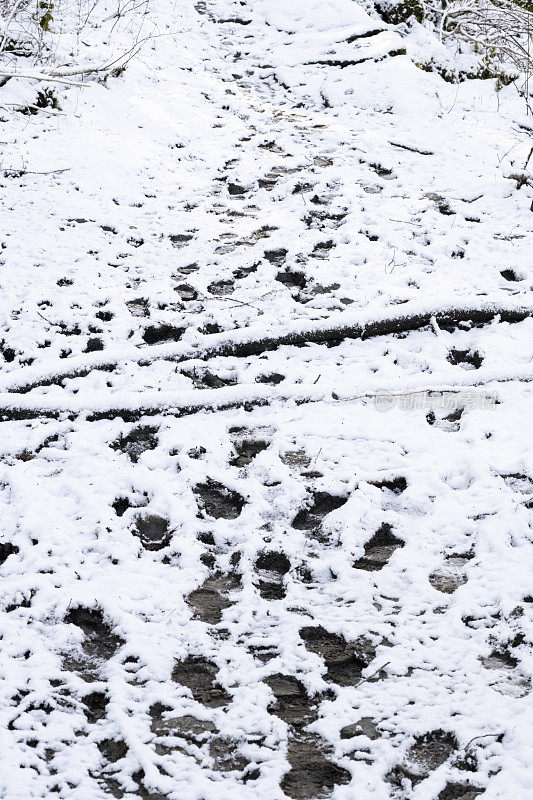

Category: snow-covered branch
[1, 298, 531, 395]
[0, 0, 152, 87]
[437, 0, 533, 77]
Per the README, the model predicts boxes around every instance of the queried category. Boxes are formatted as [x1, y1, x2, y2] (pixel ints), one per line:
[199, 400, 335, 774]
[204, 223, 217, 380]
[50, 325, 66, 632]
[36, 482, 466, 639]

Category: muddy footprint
[134, 513, 172, 551]
[353, 523, 404, 571]
[387, 729, 458, 787]
[265, 673, 318, 727]
[281, 733, 351, 799]
[255, 551, 291, 599]
[195, 479, 245, 519]
[292, 492, 347, 535]
[112, 426, 158, 463]
[429, 554, 471, 594]
[172, 656, 231, 707]
[186, 574, 238, 624]
[64, 606, 123, 677]
[299, 626, 376, 686]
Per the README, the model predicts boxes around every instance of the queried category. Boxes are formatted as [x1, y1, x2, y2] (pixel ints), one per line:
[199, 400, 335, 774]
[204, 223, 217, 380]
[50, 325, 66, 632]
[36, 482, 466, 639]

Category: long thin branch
[0, 26, 169, 87]
[0, 298, 531, 395]
[0, 68, 87, 85]
[0, 367, 532, 422]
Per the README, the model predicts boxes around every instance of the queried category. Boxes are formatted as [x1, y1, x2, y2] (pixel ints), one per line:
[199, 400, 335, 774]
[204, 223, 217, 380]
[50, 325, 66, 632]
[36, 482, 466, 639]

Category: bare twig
[354, 662, 391, 688]
[3, 166, 70, 176]
[465, 733, 502, 750]
[429, 0, 533, 111]
[0, 70, 86, 86]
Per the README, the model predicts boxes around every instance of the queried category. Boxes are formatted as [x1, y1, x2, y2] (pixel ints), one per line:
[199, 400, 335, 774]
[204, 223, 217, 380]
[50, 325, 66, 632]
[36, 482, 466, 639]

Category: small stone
[340, 718, 380, 740]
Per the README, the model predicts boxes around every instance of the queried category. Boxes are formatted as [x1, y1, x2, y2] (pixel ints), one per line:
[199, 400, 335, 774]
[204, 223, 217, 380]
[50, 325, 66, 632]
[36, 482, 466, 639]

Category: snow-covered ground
[0, 1, 532, 798]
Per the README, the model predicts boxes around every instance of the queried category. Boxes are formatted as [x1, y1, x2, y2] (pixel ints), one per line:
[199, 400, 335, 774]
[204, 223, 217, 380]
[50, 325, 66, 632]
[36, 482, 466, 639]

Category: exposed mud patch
[0, 542, 19, 565]
[369, 476, 407, 494]
[210, 736, 251, 772]
[230, 439, 269, 467]
[387, 729, 458, 786]
[186, 575, 237, 624]
[85, 337, 104, 353]
[299, 626, 375, 686]
[233, 263, 258, 280]
[98, 738, 128, 762]
[130, 770, 169, 800]
[312, 240, 335, 257]
[82, 691, 108, 723]
[429, 556, 470, 594]
[438, 783, 484, 800]
[175, 283, 198, 301]
[150, 705, 217, 751]
[172, 656, 231, 707]
[276, 269, 307, 289]
[479, 649, 530, 696]
[424, 192, 455, 215]
[64, 607, 123, 663]
[208, 279, 234, 296]
[228, 183, 247, 196]
[112, 497, 131, 517]
[256, 550, 291, 574]
[281, 734, 351, 799]
[195, 479, 245, 519]
[169, 233, 194, 248]
[126, 297, 149, 317]
[447, 349, 484, 369]
[153, 711, 216, 740]
[142, 324, 184, 344]
[265, 674, 318, 727]
[500, 269, 520, 282]
[264, 248, 288, 265]
[427, 407, 464, 432]
[353, 523, 404, 571]
[281, 449, 311, 468]
[480, 649, 518, 669]
[304, 210, 347, 229]
[255, 372, 285, 385]
[249, 644, 278, 663]
[368, 162, 394, 178]
[187, 368, 237, 389]
[292, 492, 347, 532]
[249, 225, 278, 242]
[134, 514, 171, 551]
[255, 550, 291, 599]
[112, 426, 158, 463]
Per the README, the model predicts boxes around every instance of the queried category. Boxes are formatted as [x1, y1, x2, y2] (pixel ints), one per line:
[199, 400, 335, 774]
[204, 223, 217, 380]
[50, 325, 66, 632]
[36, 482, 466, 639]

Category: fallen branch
[0, 384, 324, 422]
[0, 30, 165, 87]
[389, 141, 434, 155]
[1, 298, 531, 394]
[0, 70, 87, 87]
[3, 167, 70, 177]
[0, 367, 532, 422]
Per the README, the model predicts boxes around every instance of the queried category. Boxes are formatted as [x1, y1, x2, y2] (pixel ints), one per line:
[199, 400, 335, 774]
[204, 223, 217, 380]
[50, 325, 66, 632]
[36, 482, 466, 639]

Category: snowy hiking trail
[1, 0, 533, 798]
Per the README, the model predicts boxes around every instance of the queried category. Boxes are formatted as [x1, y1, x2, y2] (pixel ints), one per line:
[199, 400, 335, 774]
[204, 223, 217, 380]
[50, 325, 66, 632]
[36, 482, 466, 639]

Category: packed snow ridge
[0, 0, 532, 799]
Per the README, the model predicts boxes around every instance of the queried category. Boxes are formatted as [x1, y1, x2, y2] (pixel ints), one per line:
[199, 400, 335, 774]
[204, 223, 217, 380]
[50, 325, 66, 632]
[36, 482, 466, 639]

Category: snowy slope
[0, 0, 532, 799]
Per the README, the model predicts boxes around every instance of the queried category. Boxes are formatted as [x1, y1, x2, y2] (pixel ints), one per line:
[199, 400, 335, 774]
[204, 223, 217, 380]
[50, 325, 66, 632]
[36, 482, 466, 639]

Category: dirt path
[0, 1, 532, 799]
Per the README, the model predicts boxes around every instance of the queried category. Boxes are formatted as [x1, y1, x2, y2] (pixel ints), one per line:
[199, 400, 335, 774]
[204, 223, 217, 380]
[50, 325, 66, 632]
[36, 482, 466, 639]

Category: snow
[0, 0, 532, 798]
